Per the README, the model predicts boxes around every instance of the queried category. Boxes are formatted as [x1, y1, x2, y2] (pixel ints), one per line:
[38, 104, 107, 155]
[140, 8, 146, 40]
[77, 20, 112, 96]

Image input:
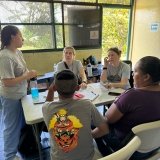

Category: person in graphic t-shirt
[42, 70, 109, 160]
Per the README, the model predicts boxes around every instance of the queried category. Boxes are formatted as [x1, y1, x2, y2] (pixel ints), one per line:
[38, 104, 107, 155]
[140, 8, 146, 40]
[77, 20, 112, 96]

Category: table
[21, 83, 124, 159]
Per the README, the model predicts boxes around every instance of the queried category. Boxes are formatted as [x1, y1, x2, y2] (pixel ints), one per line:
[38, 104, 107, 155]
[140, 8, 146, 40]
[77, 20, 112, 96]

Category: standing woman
[56, 46, 87, 89]
[0, 25, 37, 160]
[100, 47, 130, 89]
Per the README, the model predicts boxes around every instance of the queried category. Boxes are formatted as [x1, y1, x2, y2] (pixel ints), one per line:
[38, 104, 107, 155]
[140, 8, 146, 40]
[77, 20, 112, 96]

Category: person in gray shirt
[0, 25, 37, 160]
[101, 47, 130, 89]
[56, 46, 87, 89]
[42, 70, 109, 160]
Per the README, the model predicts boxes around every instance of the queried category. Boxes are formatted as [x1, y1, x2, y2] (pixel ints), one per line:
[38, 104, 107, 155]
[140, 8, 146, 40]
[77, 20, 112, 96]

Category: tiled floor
[0, 106, 104, 160]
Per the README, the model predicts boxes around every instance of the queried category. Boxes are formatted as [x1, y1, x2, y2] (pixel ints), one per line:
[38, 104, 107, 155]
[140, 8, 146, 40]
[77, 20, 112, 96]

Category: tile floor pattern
[0, 106, 104, 160]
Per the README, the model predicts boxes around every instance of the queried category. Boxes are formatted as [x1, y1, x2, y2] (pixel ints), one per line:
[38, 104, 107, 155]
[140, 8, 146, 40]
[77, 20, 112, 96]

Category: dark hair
[138, 56, 160, 83]
[1, 25, 19, 50]
[108, 47, 122, 56]
[55, 70, 78, 97]
[56, 70, 76, 81]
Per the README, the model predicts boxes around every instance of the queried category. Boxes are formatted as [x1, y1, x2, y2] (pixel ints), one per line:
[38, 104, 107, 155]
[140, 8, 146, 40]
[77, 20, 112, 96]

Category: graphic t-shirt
[49, 108, 83, 153]
[42, 98, 105, 160]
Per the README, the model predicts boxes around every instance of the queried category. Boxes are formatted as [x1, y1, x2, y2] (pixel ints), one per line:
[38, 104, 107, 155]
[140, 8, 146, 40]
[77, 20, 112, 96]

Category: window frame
[0, 0, 133, 57]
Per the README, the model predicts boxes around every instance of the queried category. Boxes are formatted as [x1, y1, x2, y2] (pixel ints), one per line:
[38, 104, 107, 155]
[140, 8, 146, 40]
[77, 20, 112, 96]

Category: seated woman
[100, 47, 130, 89]
[56, 46, 87, 89]
[95, 56, 160, 160]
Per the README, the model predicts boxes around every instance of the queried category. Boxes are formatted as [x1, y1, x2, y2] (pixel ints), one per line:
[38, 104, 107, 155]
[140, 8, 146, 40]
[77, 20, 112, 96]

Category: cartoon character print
[49, 109, 83, 152]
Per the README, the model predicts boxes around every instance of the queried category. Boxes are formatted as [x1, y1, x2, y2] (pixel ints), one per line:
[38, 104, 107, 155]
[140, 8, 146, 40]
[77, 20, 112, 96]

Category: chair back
[122, 60, 132, 70]
[97, 136, 141, 160]
[122, 60, 134, 88]
[132, 120, 160, 153]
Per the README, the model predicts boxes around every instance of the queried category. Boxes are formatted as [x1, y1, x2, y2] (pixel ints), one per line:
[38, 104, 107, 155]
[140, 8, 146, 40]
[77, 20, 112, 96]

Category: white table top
[21, 83, 124, 125]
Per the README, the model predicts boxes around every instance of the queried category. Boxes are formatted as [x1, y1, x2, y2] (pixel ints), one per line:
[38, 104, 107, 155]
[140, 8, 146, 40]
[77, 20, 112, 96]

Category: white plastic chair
[132, 120, 160, 160]
[97, 136, 141, 160]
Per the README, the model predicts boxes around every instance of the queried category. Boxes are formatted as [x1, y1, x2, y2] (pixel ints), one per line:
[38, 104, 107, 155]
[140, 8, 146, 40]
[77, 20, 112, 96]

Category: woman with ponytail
[0, 25, 37, 160]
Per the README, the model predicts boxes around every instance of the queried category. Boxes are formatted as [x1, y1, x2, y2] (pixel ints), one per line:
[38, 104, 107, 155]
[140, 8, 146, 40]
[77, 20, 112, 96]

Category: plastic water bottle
[87, 63, 93, 77]
[97, 61, 102, 75]
[30, 77, 39, 101]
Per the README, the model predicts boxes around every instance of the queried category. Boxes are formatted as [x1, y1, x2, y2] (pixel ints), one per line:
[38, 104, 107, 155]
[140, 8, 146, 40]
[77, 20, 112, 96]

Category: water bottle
[87, 63, 93, 77]
[30, 77, 39, 101]
[97, 61, 102, 75]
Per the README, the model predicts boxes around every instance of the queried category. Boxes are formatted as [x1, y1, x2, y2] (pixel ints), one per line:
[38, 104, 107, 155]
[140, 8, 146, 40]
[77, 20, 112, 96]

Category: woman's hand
[104, 82, 112, 89]
[24, 70, 37, 80]
[80, 81, 87, 89]
[104, 57, 110, 67]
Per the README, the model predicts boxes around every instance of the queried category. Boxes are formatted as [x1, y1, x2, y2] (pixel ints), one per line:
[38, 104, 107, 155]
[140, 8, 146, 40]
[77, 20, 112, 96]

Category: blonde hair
[63, 46, 76, 61]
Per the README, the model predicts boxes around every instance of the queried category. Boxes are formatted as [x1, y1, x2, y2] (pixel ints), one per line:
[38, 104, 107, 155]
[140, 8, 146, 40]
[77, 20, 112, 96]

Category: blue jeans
[0, 96, 25, 160]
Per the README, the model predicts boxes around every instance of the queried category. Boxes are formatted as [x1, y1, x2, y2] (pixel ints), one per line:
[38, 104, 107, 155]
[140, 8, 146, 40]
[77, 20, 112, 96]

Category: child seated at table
[42, 70, 108, 160]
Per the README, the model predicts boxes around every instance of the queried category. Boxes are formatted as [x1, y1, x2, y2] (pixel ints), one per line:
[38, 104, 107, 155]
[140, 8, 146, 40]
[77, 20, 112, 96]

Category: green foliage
[102, 8, 129, 60]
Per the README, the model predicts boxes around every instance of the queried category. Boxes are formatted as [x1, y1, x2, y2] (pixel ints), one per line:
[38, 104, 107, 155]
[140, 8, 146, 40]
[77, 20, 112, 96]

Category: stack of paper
[75, 90, 99, 101]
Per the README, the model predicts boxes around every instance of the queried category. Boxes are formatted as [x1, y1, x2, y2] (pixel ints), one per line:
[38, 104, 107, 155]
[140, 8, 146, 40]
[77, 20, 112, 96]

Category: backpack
[83, 55, 97, 65]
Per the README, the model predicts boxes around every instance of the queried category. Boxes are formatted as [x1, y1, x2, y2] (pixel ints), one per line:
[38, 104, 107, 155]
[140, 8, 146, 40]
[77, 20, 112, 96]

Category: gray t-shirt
[0, 49, 28, 99]
[107, 61, 130, 89]
[56, 60, 83, 76]
[42, 98, 105, 160]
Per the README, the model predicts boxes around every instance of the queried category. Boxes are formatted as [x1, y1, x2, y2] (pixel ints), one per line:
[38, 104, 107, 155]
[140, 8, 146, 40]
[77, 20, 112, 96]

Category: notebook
[32, 92, 47, 104]
[75, 90, 99, 101]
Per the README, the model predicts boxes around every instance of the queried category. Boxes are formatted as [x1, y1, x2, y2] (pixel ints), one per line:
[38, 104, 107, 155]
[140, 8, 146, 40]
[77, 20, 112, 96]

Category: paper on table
[32, 91, 47, 104]
[75, 90, 99, 101]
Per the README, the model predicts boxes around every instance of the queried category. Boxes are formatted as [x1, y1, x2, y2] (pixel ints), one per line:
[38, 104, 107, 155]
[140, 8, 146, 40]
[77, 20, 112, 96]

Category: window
[0, 1, 102, 51]
[0, 1, 53, 51]
[102, 8, 131, 60]
[63, 5, 101, 48]
[0, 0, 133, 56]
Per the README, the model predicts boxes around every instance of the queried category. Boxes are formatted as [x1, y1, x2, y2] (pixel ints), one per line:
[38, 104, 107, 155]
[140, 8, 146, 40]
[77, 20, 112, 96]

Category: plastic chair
[132, 120, 160, 160]
[123, 60, 134, 88]
[123, 60, 132, 70]
[97, 136, 141, 160]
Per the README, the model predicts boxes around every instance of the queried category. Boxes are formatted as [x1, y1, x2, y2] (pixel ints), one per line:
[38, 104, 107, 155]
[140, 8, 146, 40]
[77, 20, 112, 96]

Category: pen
[91, 91, 97, 96]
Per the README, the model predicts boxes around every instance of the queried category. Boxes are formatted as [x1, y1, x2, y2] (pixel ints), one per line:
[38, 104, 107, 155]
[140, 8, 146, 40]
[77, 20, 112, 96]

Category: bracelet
[103, 67, 107, 70]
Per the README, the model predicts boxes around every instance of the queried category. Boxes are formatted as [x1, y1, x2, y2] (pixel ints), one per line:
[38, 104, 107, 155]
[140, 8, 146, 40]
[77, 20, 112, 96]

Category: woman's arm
[100, 57, 109, 82]
[79, 67, 87, 82]
[100, 68, 108, 82]
[106, 77, 129, 89]
[105, 103, 123, 124]
[79, 67, 87, 89]
[2, 70, 37, 87]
